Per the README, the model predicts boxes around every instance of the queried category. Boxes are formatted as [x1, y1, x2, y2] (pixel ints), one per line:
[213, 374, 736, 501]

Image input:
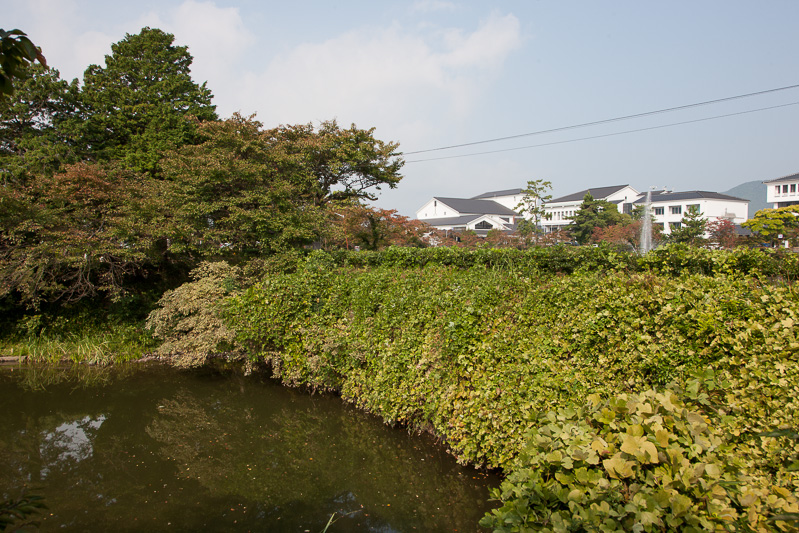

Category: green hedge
[295, 243, 799, 280]
[145, 246, 799, 530]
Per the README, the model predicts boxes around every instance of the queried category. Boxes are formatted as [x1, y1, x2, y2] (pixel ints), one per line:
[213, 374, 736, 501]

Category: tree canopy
[742, 206, 799, 246]
[262, 120, 403, 206]
[0, 26, 408, 308]
[0, 63, 81, 183]
[568, 193, 632, 245]
[328, 202, 427, 250]
[78, 27, 217, 173]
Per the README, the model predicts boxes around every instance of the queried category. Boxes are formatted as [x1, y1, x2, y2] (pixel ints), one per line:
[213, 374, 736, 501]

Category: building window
[687, 204, 700, 214]
[784, 185, 790, 193]
[475, 221, 493, 230]
[434, 200, 437, 207]
[670, 206, 682, 215]
[654, 222, 665, 230]
[792, 184, 797, 193]
[669, 222, 682, 229]
[654, 207, 664, 215]
[777, 186, 782, 195]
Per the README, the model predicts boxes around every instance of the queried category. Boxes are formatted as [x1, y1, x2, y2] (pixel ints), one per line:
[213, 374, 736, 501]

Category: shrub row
[148, 253, 799, 530]
[293, 243, 799, 280]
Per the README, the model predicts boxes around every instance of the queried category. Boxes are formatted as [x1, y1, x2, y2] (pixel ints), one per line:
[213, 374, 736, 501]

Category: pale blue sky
[7, 1, 799, 215]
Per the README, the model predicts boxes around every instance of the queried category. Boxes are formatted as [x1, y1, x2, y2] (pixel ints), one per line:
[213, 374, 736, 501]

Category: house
[542, 185, 640, 233]
[415, 192, 521, 236]
[633, 190, 749, 235]
[764, 172, 799, 209]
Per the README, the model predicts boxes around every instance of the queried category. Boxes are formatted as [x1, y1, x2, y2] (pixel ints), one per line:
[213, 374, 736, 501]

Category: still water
[0, 364, 499, 532]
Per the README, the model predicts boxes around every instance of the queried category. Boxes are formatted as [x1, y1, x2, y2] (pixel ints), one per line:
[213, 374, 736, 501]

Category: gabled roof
[549, 185, 632, 203]
[633, 191, 749, 204]
[434, 197, 519, 216]
[471, 188, 524, 199]
[764, 172, 799, 184]
[420, 215, 478, 226]
[422, 214, 516, 229]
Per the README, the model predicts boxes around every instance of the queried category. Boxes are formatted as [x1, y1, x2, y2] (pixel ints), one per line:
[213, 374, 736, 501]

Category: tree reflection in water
[1, 364, 498, 531]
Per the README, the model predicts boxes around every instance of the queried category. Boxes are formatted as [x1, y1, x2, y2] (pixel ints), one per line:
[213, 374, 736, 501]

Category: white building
[633, 191, 749, 235]
[415, 194, 521, 236]
[542, 185, 640, 233]
[415, 184, 749, 239]
[764, 172, 799, 209]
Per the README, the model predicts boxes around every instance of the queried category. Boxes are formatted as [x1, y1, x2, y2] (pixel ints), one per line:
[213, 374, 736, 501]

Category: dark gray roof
[550, 185, 632, 203]
[434, 197, 519, 216]
[471, 188, 524, 199]
[419, 215, 478, 226]
[421, 214, 515, 229]
[764, 172, 799, 184]
[632, 191, 749, 204]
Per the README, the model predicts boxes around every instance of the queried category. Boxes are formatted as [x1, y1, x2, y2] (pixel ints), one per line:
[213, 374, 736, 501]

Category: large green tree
[157, 114, 322, 257]
[568, 193, 631, 245]
[78, 27, 217, 173]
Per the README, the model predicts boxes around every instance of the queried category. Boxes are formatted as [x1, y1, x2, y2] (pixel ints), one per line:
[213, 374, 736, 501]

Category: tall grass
[1, 323, 156, 364]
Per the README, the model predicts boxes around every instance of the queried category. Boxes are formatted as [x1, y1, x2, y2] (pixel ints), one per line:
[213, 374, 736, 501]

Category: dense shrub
[225, 263, 799, 468]
[481, 383, 798, 532]
[308, 244, 799, 280]
[146, 247, 799, 530]
[146, 261, 243, 366]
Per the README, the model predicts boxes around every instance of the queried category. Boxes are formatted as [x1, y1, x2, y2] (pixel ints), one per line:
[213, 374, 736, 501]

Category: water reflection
[0, 364, 499, 531]
[40, 415, 106, 478]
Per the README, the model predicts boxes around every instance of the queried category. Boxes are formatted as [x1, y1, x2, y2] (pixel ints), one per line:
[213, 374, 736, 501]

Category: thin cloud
[237, 12, 522, 129]
[138, 0, 256, 99]
[411, 1, 458, 14]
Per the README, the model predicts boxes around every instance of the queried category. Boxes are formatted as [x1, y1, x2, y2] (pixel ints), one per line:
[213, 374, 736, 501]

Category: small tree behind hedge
[146, 261, 242, 367]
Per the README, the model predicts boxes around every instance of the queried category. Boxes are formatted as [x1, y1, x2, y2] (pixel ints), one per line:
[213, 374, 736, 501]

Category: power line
[405, 101, 799, 163]
[402, 83, 799, 155]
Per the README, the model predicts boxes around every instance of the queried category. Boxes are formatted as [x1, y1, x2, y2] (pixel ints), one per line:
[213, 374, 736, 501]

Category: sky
[6, 0, 799, 216]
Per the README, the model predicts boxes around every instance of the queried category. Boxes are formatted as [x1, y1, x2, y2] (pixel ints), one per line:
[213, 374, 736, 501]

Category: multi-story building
[765, 172, 799, 209]
[541, 185, 640, 233]
[633, 191, 749, 235]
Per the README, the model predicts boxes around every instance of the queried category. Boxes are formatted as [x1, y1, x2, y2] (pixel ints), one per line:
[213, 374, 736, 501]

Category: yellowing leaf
[603, 452, 635, 479]
[640, 441, 659, 464]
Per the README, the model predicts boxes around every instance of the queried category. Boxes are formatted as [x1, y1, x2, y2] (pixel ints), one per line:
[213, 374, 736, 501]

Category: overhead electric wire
[405, 101, 799, 163]
[402, 83, 799, 156]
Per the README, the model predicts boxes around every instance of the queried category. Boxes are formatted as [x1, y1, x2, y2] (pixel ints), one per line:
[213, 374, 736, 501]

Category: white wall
[416, 198, 459, 219]
[650, 198, 748, 235]
[767, 179, 799, 208]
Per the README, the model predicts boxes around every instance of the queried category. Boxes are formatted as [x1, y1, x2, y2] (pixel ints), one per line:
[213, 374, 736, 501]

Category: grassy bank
[0, 305, 157, 365]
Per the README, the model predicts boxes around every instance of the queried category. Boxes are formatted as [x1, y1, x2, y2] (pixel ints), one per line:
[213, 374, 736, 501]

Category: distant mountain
[723, 180, 768, 216]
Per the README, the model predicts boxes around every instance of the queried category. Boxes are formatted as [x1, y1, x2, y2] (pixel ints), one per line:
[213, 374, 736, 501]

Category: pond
[0, 364, 500, 532]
